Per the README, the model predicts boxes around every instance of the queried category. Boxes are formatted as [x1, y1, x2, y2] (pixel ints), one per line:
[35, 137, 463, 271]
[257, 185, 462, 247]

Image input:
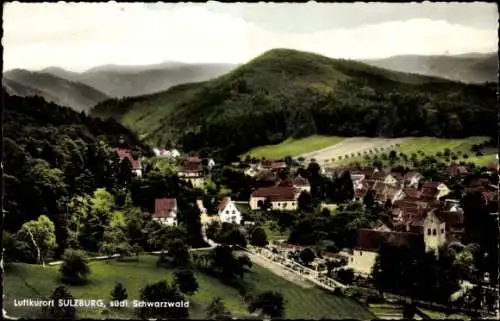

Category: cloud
[3, 2, 497, 71]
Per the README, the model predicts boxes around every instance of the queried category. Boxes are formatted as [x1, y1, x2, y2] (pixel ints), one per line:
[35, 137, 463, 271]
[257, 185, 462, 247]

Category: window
[427, 229, 431, 235]
[232, 210, 235, 214]
[432, 229, 437, 236]
[441, 228, 444, 234]
[225, 210, 229, 214]
[359, 251, 363, 256]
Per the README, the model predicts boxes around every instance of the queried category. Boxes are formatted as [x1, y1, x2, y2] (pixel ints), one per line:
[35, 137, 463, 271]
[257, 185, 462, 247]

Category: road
[235, 250, 314, 289]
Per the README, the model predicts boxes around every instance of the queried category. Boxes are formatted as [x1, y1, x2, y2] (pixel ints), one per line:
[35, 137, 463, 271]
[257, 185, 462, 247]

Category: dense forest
[92, 49, 497, 161]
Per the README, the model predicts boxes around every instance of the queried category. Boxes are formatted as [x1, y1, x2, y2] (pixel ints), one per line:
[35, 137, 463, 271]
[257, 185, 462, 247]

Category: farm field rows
[4, 255, 374, 320]
[299, 137, 406, 163]
[334, 136, 495, 167]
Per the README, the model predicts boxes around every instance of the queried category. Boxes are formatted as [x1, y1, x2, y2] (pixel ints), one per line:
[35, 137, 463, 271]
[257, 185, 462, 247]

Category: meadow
[4, 255, 374, 320]
[244, 135, 344, 159]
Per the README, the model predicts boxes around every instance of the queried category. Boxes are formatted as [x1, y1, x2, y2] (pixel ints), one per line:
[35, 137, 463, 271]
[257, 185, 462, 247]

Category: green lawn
[335, 136, 495, 168]
[244, 135, 345, 159]
[4, 255, 374, 320]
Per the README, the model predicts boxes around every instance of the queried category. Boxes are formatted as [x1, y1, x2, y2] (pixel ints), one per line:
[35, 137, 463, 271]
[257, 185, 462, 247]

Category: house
[402, 188, 422, 199]
[244, 167, 258, 177]
[276, 176, 311, 193]
[178, 157, 205, 188]
[371, 172, 399, 186]
[370, 181, 404, 204]
[112, 148, 142, 177]
[153, 148, 180, 158]
[259, 160, 287, 171]
[152, 198, 177, 226]
[249, 186, 299, 211]
[420, 182, 450, 200]
[217, 197, 242, 225]
[348, 229, 424, 275]
[445, 165, 468, 177]
[403, 171, 423, 188]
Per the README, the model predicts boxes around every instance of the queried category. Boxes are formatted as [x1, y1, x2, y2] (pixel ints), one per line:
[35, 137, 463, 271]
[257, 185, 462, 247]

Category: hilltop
[91, 48, 497, 159]
[3, 69, 109, 113]
[363, 52, 497, 84]
[42, 62, 237, 98]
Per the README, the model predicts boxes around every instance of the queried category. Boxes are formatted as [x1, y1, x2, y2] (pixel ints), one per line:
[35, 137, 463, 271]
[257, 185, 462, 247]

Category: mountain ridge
[91, 48, 496, 159]
[3, 69, 110, 113]
[362, 52, 497, 84]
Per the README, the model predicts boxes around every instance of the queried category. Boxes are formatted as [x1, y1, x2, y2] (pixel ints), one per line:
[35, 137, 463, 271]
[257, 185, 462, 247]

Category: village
[108, 144, 499, 318]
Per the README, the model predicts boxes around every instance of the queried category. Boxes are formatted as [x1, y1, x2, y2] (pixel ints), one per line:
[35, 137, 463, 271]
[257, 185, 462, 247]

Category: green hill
[91, 48, 497, 159]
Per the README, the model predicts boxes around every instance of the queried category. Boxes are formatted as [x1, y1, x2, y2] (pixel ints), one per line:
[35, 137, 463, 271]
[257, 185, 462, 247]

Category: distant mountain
[42, 62, 238, 98]
[3, 69, 109, 112]
[92, 48, 496, 160]
[362, 53, 497, 84]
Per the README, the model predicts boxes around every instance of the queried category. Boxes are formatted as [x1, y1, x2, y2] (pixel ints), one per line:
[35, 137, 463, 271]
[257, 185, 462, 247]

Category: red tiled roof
[355, 229, 423, 252]
[181, 162, 203, 172]
[446, 165, 468, 176]
[482, 191, 498, 202]
[251, 186, 298, 201]
[112, 148, 141, 170]
[153, 198, 177, 218]
[403, 188, 421, 198]
[276, 176, 310, 188]
[422, 181, 442, 189]
[185, 156, 202, 163]
[217, 197, 231, 211]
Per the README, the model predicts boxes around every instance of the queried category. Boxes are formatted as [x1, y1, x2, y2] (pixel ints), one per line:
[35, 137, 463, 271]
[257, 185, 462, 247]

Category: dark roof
[153, 198, 177, 218]
[355, 229, 424, 252]
[251, 186, 298, 201]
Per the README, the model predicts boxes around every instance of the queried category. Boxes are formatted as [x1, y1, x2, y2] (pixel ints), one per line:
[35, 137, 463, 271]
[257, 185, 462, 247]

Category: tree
[250, 227, 268, 247]
[337, 268, 355, 284]
[131, 243, 143, 261]
[297, 191, 313, 212]
[363, 190, 375, 207]
[248, 291, 285, 318]
[137, 281, 188, 320]
[16, 215, 57, 266]
[59, 249, 91, 285]
[168, 238, 192, 267]
[111, 282, 128, 302]
[299, 248, 316, 266]
[44, 286, 76, 319]
[206, 297, 232, 319]
[173, 269, 199, 296]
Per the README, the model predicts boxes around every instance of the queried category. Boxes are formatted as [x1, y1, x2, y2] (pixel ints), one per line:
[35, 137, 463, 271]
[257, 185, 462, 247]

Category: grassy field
[333, 136, 495, 167]
[4, 255, 374, 320]
[244, 135, 345, 159]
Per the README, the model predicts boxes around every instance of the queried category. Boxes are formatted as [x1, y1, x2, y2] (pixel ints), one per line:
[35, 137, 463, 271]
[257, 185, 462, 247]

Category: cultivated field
[333, 136, 495, 167]
[244, 135, 344, 159]
[4, 255, 374, 320]
[299, 137, 406, 164]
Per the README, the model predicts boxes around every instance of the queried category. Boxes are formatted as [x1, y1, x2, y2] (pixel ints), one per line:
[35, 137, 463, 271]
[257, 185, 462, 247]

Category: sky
[3, 1, 498, 72]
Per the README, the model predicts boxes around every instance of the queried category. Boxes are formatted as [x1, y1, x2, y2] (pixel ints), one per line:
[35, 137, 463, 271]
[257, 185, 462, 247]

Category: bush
[59, 249, 90, 285]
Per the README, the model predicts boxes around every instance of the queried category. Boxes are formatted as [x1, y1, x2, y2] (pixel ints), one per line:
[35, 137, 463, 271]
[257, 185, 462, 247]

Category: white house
[217, 197, 242, 225]
[244, 167, 258, 177]
[152, 198, 178, 226]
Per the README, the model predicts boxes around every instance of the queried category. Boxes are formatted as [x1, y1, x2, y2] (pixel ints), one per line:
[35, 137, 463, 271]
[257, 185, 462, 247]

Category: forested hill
[3, 90, 152, 234]
[91, 48, 497, 160]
